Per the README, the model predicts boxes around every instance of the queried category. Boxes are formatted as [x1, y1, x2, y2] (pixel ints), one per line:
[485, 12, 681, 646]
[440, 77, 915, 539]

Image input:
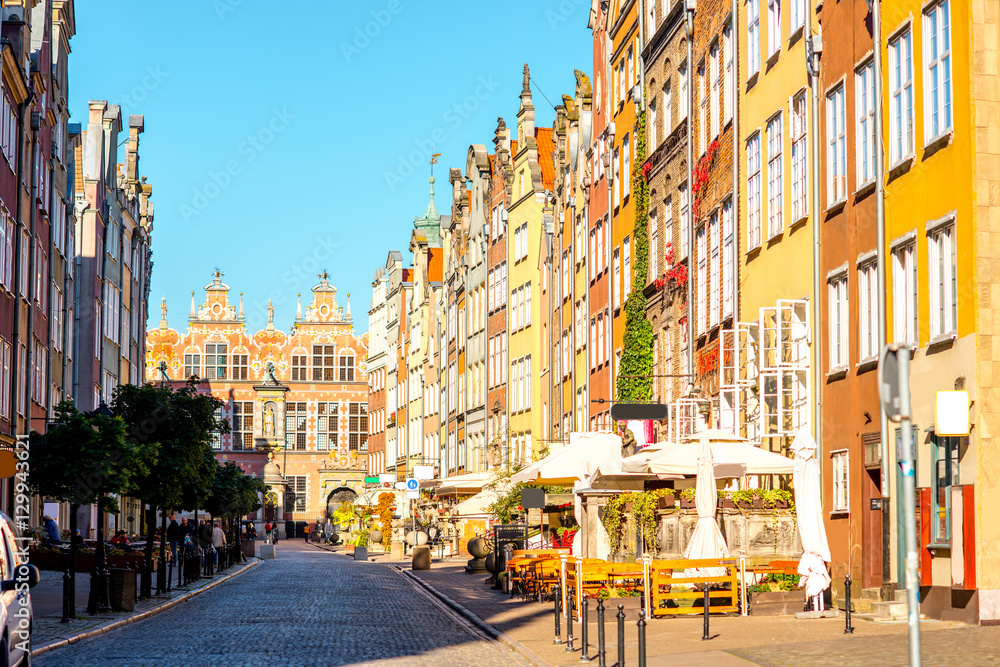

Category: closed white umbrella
[790, 427, 831, 599]
[683, 433, 730, 578]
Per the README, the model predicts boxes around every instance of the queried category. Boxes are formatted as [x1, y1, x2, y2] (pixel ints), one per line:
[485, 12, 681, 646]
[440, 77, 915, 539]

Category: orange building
[146, 271, 369, 532]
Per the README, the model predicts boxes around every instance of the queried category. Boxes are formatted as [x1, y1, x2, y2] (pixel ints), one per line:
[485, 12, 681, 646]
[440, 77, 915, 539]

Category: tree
[112, 381, 225, 596]
[28, 401, 157, 612]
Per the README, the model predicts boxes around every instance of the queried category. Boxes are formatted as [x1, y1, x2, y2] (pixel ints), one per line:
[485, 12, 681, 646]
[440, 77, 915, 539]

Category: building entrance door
[862, 466, 883, 589]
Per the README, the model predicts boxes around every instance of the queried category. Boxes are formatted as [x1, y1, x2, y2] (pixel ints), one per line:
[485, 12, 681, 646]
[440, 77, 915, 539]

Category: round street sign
[406, 478, 418, 491]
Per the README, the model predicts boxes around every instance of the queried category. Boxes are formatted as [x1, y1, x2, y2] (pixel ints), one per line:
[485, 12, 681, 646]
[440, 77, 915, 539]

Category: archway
[326, 486, 358, 517]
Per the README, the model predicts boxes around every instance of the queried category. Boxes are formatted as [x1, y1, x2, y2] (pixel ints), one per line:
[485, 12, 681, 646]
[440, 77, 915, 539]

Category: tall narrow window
[723, 24, 733, 124]
[291, 351, 308, 381]
[231, 401, 254, 450]
[679, 184, 690, 259]
[747, 132, 762, 249]
[183, 350, 201, 380]
[698, 63, 707, 153]
[339, 351, 355, 382]
[664, 80, 673, 132]
[790, 0, 805, 33]
[232, 348, 249, 380]
[312, 345, 335, 381]
[710, 42, 720, 139]
[205, 343, 227, 380]
[613, 147, 621, 208]
[722, 199, 734, 318]
[315, 402, 337, 451]
[696, 224, 707, 336]
[623, 236, 632, 299]
[623, 134, 631, 198]
[791, 93, 808, 220]
[931, 434, 961, 544]
[828, 274, 849, 369]
[613, 248, 621, 309]
[889, 28, 914, 164]
[924, 1, 952, 141]
[649, 99, 657, 148]
[928, 221, 957, 338]
[858, 260, 879, 360]
[856, 61, 876, 185]
[679, 62, 688, 119]
[827, 84, 847, 204]
[831, 450, 849, 512]
[892, 241, 918, 345]
[767, 0, 781, 57]
[709, 212, 720, 328]
[285, 402, 307, 450]
[748, 0, 761, 77]
[649, 209, 659, 282]
[349, 402, 369, 451]
[767, 113, 784, 237]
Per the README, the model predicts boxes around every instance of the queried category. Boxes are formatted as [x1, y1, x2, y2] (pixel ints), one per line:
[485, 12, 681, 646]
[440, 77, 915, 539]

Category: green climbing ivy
[601, 487, 671, 555]
[617, 108, 654, 403]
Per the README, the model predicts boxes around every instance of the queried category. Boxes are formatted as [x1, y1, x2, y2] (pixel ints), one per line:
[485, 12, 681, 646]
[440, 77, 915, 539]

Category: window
[664, 81, 673, 133]
[231, 401, 254, 450]
[623, 236, 632, 299]
[597, 314, 606, 365]
[679, 183, 690, 259]
[928, 221, 957, 338]
[722, 199, 734, 318]
[205, 343, 227, 380]
[34, 244, 47, 310]
[831, 450, 849, 512]
[679, 62, 688, 119]
[623, 134, 631, 198]
[892, 241, 918, 345]
[318, 402, 339, 451]
[649, 98, 657, 149]
[791, 93, 808, 220]
[697, 62, 707, 153]
[858, 260, 879, 360]
[767, 0, 781, 56]
[18, 230, 27, 297]
[924, 1, 952, 141]
[696, 224, 707, 335]
[709, 212, 720, 328]
[232, 348, 249, 380]
[312, 345, 335, 381]
[0, 339, 9, 417]
[856, 61, 876, 186]
[748, 0, 760, 77]
[767, 113, 783, 237]
[183, 351, 201, 379]
[285, 402, 307, 450]
[723, 24, 733, 123]
[291, 352, 307, 381]
[210, 407, 224, 450]
[889, 28, 914, 164]
[287, 475, 307, 513]
[339, 352, 355, 382]
[0, 212, 12, 291]
[827, 84, 847, 204]
[931, 434, 961, 544]
[649, 209, 659, 282]
[791, 0, 805, 33]
[828, 274, 849, 369]
[613, 147, 621, 208]
[613, 247, 621, 308]
[747, 132, 762, 249]
[710, 42, 720, 138]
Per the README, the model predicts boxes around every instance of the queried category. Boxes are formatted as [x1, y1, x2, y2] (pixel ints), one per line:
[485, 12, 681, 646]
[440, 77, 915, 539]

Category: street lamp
[87, 402, 113, 614]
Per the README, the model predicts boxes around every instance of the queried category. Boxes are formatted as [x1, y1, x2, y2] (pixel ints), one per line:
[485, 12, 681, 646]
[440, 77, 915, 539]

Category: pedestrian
[303, 523, 310, 543]
[198, 520, 213, 567]
[247, 522, 257, 540]
[166, 513, 179, 563]
[211, 521, 226, 567]
[43, 515, 61, 545]
[264, 521, 271, 543]
[178, 517, 192, 546]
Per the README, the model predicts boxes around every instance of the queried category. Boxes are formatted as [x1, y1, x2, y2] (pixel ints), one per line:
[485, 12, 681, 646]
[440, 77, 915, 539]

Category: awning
[589, 469, 682, 491]
[451, 488, 499, 517]
[429, 472, 491, 496]
[623, 430, 794, 476]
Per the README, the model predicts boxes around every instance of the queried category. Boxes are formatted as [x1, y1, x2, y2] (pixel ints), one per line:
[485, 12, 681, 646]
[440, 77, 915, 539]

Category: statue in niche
[263, 405, 275, 437]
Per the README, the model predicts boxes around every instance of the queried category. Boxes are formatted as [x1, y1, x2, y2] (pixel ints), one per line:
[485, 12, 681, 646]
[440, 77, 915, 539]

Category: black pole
[702, 586, 710, 640]
[580, 598, 590, 662]
[88, 496, 111, 614]
[565, 583, 575, 652]
[156, 511, 167, 594]
[616, 604, 625, 667]
[554, 584, 562, 644]
[61, 559, 72, 623]
[637, 612, 646, 667]
[597, 598, 606, 667]
[844, 573, 854, 634]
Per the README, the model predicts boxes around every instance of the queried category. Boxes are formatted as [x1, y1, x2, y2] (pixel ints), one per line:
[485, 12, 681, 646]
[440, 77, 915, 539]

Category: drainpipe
[731, 0, 739, 345]
[583, 201, 590, 425]
[807, 25, 823, 461]
[872, 0, 891, 598]
[9, 78, 33, 441]
[24, 112, 39, 427]
[685, 4, 695, 382]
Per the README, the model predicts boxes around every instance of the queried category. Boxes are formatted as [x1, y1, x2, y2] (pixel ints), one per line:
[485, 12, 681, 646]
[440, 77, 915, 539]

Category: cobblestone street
[34, 543, 527, 667]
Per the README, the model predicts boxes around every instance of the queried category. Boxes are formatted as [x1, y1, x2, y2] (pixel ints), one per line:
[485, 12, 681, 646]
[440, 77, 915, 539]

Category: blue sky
[68, 1, 593, 335]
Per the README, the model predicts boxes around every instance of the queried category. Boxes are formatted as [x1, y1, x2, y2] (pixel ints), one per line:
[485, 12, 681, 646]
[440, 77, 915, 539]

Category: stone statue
[621, 427, 636, 458]
[263, 406, 274, 437]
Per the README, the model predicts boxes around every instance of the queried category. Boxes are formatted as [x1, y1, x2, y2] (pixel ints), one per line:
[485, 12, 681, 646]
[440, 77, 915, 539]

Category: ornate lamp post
[87, 402, 114, 614]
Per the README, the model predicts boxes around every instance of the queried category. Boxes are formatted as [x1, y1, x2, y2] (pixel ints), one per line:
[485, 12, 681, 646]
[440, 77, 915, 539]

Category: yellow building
[507, 65, 555, 463]
[881, 0, 1000, 623]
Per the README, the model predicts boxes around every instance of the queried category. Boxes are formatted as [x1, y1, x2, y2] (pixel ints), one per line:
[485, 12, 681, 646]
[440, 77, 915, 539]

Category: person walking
[178, 517, 192, 546]
[43, 515, 61, 545]
[264, 521, 272, 543]
[166, 514, 179, 563]
[303, 523, 310, 543]
[198, 520, 213, 569]
[211, 522, 226, 567]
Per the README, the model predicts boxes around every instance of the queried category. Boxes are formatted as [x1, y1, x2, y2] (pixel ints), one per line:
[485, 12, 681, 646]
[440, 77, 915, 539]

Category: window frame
[828, 271, 849, 371]
[767, 112, 784, 239]
[923, 0, 953, 144]
[747, 132, 762, 250]
[831, 449, 849, 513]
[826, 83, 848, 206]
[927, 219, 957, 339]
[888, 27, 915, 165]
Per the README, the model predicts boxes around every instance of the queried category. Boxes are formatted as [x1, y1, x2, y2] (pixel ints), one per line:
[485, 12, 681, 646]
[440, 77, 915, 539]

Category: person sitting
[110, 530, 130, 546]
[43, 515, 61, 545]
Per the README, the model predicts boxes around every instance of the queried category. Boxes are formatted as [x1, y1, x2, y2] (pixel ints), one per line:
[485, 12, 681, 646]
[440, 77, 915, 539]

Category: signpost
[878, 344, 921, 666]
[406, 478, 419, 533]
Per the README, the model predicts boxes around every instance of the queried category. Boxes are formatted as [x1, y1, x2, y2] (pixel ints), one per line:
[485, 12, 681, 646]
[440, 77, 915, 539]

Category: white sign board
[413, 465, 434, 480]
[406, 477, 419, 499]
[936, 391, 970, 436]
[379, 473, 396, 489]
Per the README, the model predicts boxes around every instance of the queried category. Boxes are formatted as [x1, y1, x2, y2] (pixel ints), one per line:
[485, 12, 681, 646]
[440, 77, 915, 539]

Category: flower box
[717, 498, 737, 509]
[657, 495, 676, 510]
[680, 498, 697, 509]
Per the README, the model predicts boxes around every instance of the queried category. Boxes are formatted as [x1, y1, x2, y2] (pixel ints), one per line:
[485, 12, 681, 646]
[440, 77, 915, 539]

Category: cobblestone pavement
[35, 542, 527, 667]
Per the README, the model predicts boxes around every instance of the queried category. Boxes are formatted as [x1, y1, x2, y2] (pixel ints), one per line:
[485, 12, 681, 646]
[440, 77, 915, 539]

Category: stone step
[869, 600, 908, 620]
[859, 587, 883, 600]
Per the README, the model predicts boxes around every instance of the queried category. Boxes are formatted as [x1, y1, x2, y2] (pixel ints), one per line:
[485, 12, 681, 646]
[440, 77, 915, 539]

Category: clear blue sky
[68, 1, 593, 335]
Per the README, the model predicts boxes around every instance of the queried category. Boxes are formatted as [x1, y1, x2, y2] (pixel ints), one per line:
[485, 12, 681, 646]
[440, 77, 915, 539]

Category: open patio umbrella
[622, 429, 795, 476]
[683, 432, 730, 578]
[790, 427, 831, 600]
[451, 487, 499, 517]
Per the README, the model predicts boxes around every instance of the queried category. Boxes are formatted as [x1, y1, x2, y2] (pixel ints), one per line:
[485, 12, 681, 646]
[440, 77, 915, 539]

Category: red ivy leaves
[692, 140, 721, 220]
[654, 242, 688, 293]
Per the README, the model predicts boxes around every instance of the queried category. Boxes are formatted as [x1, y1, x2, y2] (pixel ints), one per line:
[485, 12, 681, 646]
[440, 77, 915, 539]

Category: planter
[718, 499, 737, 509]
[657, 495, 676, 509]
[680, 498, 697, 509]
[765, 501, 789, 510]
[354, 546, 368, 561]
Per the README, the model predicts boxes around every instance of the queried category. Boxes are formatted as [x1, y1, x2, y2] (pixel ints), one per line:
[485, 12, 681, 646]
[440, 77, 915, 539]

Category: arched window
[338, 350, 355, 382]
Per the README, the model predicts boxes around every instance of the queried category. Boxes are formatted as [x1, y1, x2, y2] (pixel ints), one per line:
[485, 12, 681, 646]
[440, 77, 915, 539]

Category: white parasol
[683, 432, 730, 578]
[790, 427, 831, 599]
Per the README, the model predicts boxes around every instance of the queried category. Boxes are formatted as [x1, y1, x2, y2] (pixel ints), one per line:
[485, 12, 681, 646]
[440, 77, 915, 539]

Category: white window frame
[723, 23, 733, 124]
[826, 84, 847, 205]
[767, 0, 781, 58]
[892, 239, 918, 346]
[767, 112, 784, 238]
[831, 450, 849, 513]
[923, 0, 953, 143]
[828, 272, 849, 370]
[722, 199, 734, 318]
[710, 41, 720, 139]
[855, 60, 876, 187]
[857, 259, 879, 361]
[790, 0, 805, 33]
[928, 220, 957, 339]
[889, 27, 915, 165]
[696, 224, 707, 336]
[747, 132, 762, 250]
[748, 0, 761, 77]
[791, 92, 808, 220]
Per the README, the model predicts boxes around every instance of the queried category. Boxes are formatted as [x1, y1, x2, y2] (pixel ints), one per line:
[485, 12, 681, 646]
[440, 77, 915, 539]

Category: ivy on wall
[617, 109, 654, 403]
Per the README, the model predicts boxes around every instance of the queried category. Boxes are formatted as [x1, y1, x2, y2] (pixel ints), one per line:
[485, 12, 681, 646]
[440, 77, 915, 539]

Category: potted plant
[717, 490, 736, 509]
[762, 489, 793, 510]
[732, 489, 763, 510]
[679, 488, 697, 509]
[352, 530, 370, 561]
[656, 489, 676, 509]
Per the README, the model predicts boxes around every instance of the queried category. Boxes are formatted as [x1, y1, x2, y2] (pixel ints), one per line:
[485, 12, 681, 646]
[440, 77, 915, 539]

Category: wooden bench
[646, 558, 740, 616]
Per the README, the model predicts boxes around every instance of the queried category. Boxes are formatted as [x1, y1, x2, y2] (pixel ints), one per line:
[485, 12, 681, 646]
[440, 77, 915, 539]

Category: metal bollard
[554, 585, 562, 644]
[597, 598, 607, 667]
[637, 612, 646, 667]
[565, 585, 575, 652]
[616, 604, 625, 667]
[580, 598, 591, 662]
[61, 566, 72, 623]
[844, 573, 854, 634]
[702, 586, 711, 640]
